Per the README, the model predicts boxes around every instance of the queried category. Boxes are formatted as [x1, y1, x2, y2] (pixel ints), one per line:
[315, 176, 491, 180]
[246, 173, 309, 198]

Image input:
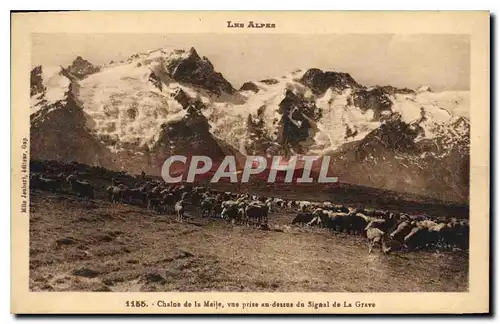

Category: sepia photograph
[11, 11, 490, 314]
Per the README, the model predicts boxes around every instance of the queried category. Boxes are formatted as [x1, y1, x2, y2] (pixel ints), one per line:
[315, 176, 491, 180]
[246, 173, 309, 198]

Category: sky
[31, 33, 470, 91]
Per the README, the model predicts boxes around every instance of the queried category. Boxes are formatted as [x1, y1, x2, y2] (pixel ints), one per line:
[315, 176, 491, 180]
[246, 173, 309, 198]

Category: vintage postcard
[11, 11, 490, 314]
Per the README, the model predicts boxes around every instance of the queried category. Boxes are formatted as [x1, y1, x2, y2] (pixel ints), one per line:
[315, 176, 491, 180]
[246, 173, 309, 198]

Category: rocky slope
[30, 46, 470, 203]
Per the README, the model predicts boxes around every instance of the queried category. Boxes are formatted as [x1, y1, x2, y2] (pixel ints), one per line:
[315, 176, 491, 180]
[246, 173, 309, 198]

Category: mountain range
[30, 46, 470, 203]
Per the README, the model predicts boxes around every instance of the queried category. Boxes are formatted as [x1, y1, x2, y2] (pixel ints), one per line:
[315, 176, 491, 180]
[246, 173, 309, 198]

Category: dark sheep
[147, 197, 163, 213]
[291, 212, 314, 225]
[403, 226, 431, 251]
[323, 212, 348, 232]
[126, 186, 148, 206]
[162, 193, 176, 214]
[66, 175, 94, 199]
[245, 204, 267, 227]
[221, 206, 242, 225]
[344, 214, 368, 236]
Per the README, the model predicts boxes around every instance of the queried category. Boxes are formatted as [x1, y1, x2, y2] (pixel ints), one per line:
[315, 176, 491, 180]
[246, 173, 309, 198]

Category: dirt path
[29, 191, 468, 292]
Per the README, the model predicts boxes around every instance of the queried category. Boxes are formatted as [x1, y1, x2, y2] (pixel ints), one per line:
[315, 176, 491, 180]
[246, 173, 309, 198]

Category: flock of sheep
[29, 170, 469, 255]
[30, 172, 95, 198]
[291, 205, 470, 254]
